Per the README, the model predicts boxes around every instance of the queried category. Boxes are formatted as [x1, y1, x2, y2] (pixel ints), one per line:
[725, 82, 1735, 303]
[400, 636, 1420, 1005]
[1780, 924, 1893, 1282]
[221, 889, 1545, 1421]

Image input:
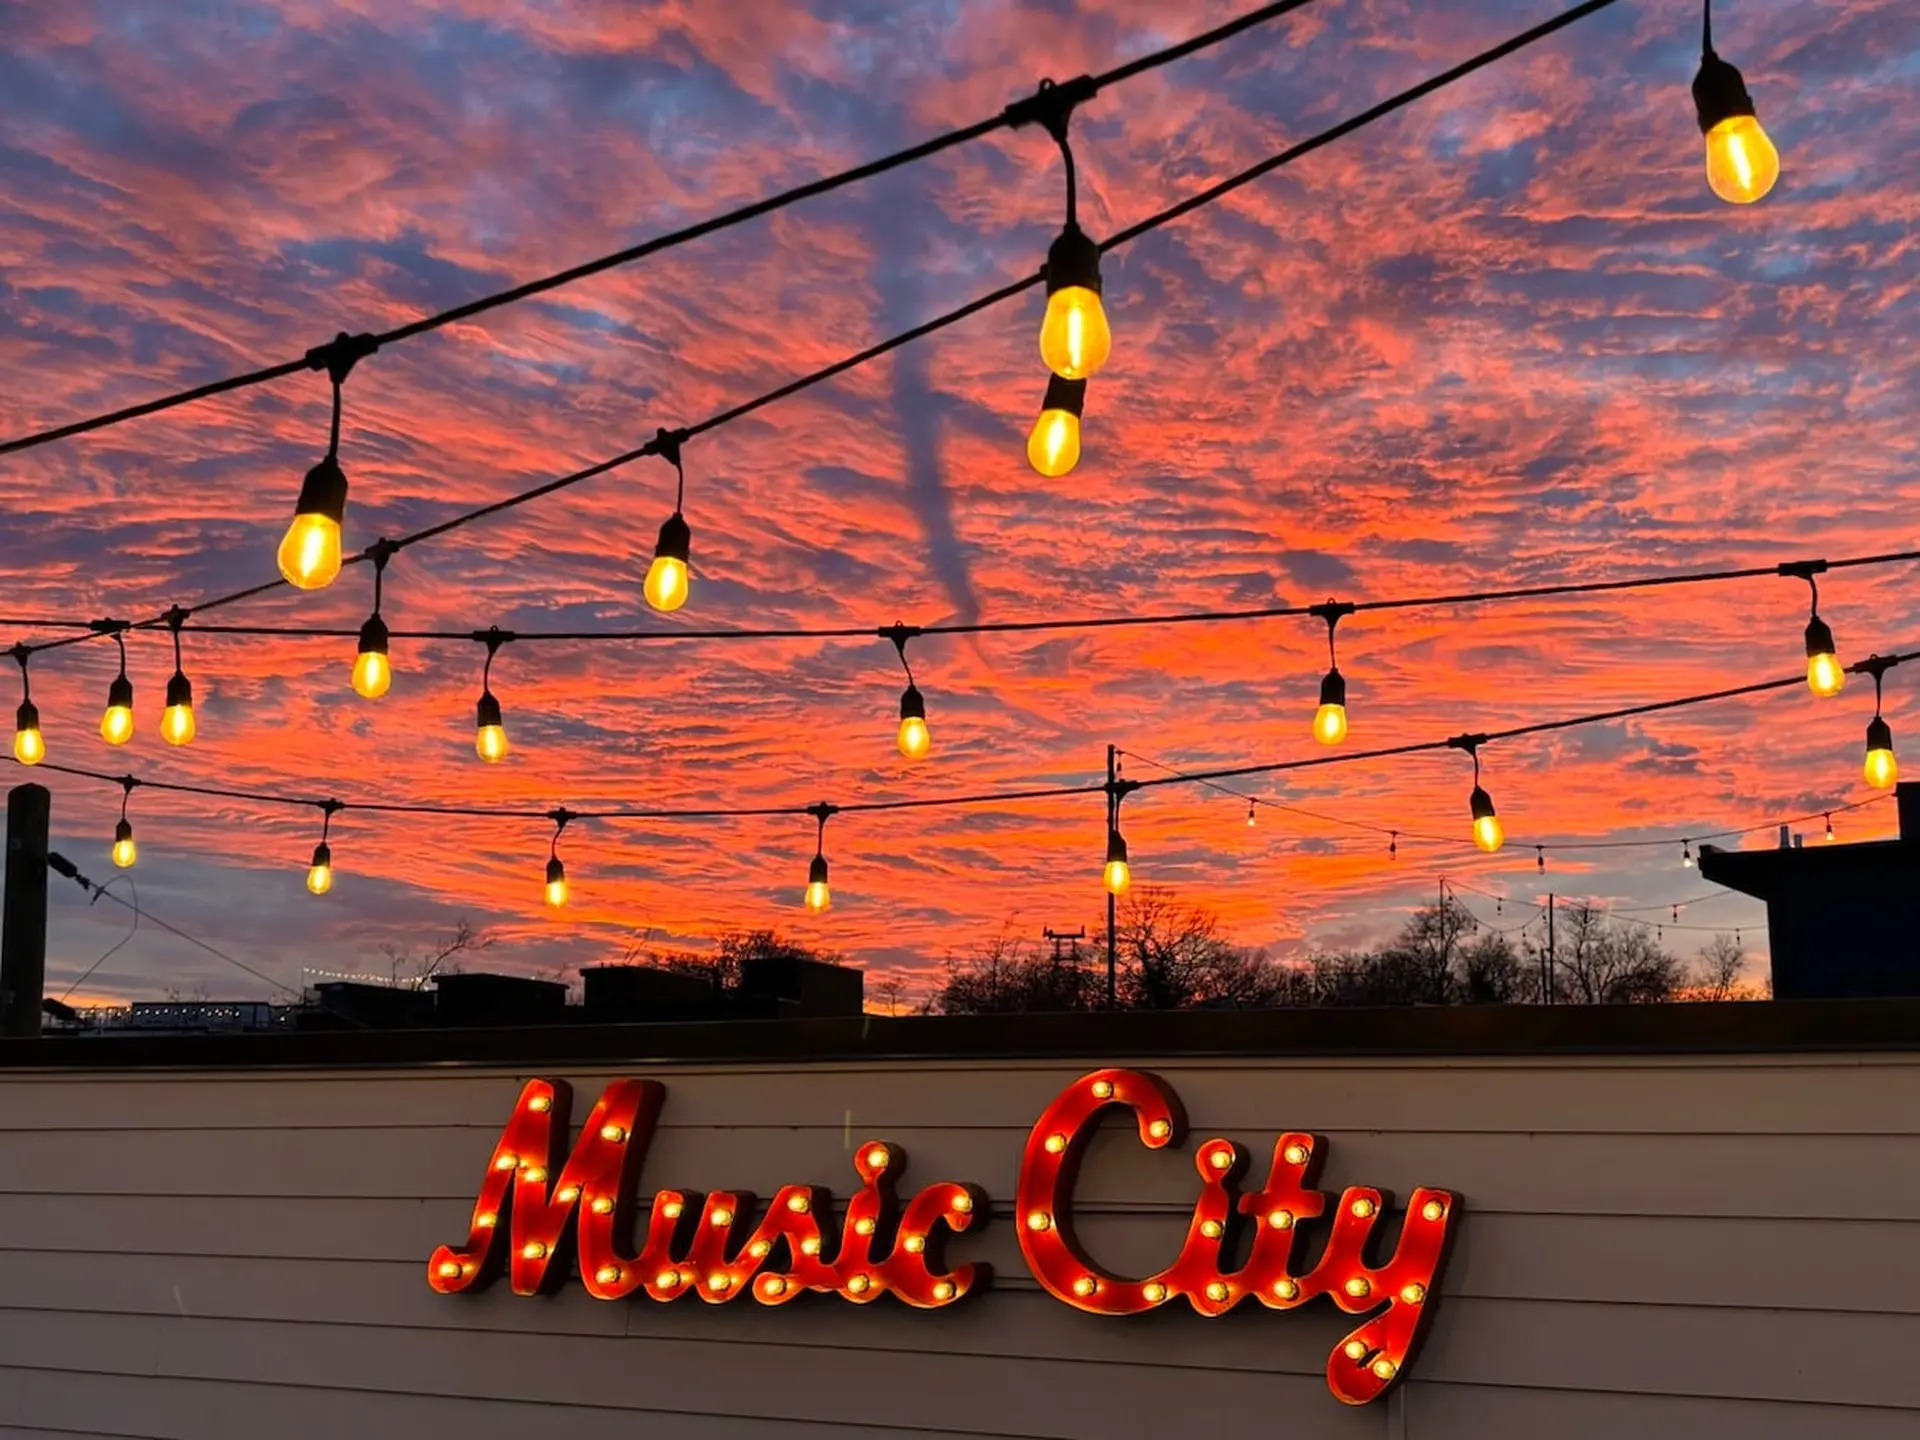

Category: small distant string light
[1823, 812, 1836, 844]
[306, 801, 340, 896]
[352, 541, 396, 700]
[1862, 655, 1899, 790]
[1450, 735, 1504, 854]
[545, 809, 572, 908]
[277, 333, 376, 591]
[643, 428, 693, 615]
[111, 777, 137, 869]
[11, 646, 43, 766]
[160, 607, 196, 747]
[1246, 799, 1256, 828]
[1694, 0, 1779, 205]
[474, 628, 511, 764]
[99, 625, 134, 746]
[804, 802, 835, 913]
[1310, 601, 1353, 746]
[1681, 839, 1694, 868]
[887, 625, 931, 762]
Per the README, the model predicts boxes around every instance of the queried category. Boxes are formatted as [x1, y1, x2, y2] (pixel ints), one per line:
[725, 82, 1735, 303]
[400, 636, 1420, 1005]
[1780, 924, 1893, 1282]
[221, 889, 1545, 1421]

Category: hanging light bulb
[1246, 800, 1256, 828]
[474, 630, 510, 763]
[1041, 225, 1110, 381]
[803, 803, 835, 913]
[544, 810, 572, 908]
[1027, 375, 1086, 477]
[1682, 839, 1695, 868]
[353, 615, 391, 700]
[897, 684, 930, 761]
[1805, 616, 1844, 697]
[1453, 735, 1504, 853]
[277, 333, 373, 589]
[643, 429, 693, 613]
[100, 628, 134, 746]
[112, 818, 137, 870]
[1824, 813, 1836, 844]
[1310, 601, 1355, 745]
[10, 647, 42, 765]
[1693, 0, 1779, 205]
[306, 802, 340, 896]
[160, 609, 195, 746]
[1866, 716, 1899, 791]
[1103, 826, 1131, 895]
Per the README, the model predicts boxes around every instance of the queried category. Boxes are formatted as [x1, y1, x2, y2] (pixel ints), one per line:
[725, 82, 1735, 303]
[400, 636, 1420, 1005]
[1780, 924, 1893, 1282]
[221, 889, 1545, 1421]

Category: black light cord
[7, 0, 1627, 663]
[0, 0, 1329, 459]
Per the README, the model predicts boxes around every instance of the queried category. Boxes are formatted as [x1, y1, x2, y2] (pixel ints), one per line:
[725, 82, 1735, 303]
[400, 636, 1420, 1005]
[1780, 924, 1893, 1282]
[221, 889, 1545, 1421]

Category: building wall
[0, 1052, 1916, 1438]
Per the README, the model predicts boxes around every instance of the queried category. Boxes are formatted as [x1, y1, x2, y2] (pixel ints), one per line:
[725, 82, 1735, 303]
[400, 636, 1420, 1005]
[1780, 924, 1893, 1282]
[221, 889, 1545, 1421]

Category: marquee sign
[429, 1068, 1458, 1406]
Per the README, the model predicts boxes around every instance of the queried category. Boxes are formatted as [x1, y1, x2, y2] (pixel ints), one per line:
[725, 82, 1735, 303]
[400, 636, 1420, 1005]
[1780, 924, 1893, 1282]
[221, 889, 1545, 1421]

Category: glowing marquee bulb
[277, 457, 348, 590]
[100, 673, 134, 746]
[1039, 224, 1111, 380]
[1026, 374, 1087, 478]
[1865, 715, 1898, 790]
[1103, 826, 1131, 895]
[644, 512, 691, 614]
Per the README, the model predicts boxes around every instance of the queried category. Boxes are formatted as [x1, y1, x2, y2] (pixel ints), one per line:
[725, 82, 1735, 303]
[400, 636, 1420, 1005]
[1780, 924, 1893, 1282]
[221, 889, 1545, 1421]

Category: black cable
[0, 0, 1327, 459]
[9, 0, 1629, 661]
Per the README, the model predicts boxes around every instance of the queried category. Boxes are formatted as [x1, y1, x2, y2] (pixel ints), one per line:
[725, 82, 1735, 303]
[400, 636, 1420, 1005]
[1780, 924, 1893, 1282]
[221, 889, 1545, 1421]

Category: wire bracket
[1003, 75, 1100, 141]
[304, 331, 381, 387]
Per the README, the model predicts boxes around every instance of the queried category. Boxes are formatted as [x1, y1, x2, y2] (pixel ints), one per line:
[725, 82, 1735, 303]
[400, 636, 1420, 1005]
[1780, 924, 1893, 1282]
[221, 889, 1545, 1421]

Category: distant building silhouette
[1701, 782, 1920, 999]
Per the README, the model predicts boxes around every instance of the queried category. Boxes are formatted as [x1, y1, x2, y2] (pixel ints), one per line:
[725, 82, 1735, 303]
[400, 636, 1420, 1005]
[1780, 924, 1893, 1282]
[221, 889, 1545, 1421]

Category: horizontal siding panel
[4, 1123, 1918, 1222]
[0, 1311, 1377, 1440]
[1404, 1380, 1920, 1440]
[4, 1056, 1920, 1135]
[0, 1365, 1091, 1440]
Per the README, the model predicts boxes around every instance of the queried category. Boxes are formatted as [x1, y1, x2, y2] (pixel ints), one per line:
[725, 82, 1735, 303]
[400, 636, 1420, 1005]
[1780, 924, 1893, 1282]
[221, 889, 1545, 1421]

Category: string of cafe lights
[10, 641, 1908, 914]
[1443, 876, 1763, 943]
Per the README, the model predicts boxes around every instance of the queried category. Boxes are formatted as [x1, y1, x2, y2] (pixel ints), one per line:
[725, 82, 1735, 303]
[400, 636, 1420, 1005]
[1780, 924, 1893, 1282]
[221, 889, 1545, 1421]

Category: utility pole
[1106, 744, 1118, 1011]
[1043, 927, 1085, 962]
[0, 783, 51, 1038]
[1545, 892, 1556, 1005]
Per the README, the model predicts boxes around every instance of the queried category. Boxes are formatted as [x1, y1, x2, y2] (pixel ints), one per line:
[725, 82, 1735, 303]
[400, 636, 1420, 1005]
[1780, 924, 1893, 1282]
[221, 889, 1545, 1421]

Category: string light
[888, 625, 931, 761]
[1310, 601, 1353, 745]
[1104, 778, 1134, 894]
[160, 608, 196, 747]
[306, 801, 340, 896]
[1786, 563, 1844, 697]
[99, 626, 134, 745]
[804, 802, 835, 912]
[277, 335, 375, 590]
[475, 629, 511, 764]
[1451, 735, 1504, 854]
[1824, 812, 1836, 844]
[352, 542, 395, 700]
[1862, 655, 1899, 790]
[111, 778, 137, 869]
[1693, 0, 1779, 205]
[1027, 375, 1086, 478]
[11, 647, 43, 766]
[545, 809, 571, 908]
[643, 429, 693, 615]
[1682, 839, 1694, 868]
[1029, 80, 1111, 382]
[1247, 799, 1257, 827]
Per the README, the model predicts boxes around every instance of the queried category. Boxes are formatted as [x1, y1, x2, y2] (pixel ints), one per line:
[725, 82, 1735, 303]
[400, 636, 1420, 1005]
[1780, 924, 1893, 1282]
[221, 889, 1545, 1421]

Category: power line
[6, 0, 1629, 664]
[0, 0, 1331, 459]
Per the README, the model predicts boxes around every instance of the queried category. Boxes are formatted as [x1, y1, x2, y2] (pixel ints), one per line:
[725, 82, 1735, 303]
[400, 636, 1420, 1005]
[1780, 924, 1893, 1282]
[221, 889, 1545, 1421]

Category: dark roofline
[1700, 835, 1920, 901]
[2, 999, 1918, 1071]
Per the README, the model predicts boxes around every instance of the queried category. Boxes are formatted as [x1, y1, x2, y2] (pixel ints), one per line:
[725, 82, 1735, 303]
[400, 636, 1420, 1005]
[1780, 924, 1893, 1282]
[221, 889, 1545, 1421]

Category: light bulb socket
[1041, 373, 1087, 419]
[107, 673, 133, 709]
[1693, 52, 1756, 134]
[15, 699, 38, 733]
[1045, 223, 1102, 297]
[310, 841, 332, 869]
[808, 853, 830, 887]
[476, 690, 503, 729]
[1867, 715, 1894, 753]
[546, 856, 566, 886]
[357, 613, 390, 656]
[654, 511, 692, 566]
[294, 455, 349, 523]
[1105, 828, 1129, 866]
[1319, 667, 1346, 708]
[114, 818, 133, 845]
[899, 682, 926, 722]
[1804, 615, 1836, 660]
[165, 670, 192, 708]
[1469, 785, 1498, 822]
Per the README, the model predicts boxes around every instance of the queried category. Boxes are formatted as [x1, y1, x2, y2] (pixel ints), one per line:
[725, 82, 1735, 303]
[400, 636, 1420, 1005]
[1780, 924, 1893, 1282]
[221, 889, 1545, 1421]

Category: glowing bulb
[13, 703, 43, 765]
[1344, 1340, 1368, 1361]
[1044, 1133, 1067, 1155]
[112, 819, 136, 869]
[1804, 616, 1844, 696]
[763, 1276, 788, 1297]
[278, 512, 343, 590]
[932, 1281, 955, 1301]
[1351, 1197, 1376, 1218]
[437, 1261, 460, 1279]
[1371, 1358, 1397, 1382]
[1147, 1119, 1171, 1141]
[897, 682, 930, 761]
[1027, 374, 1087, 477]
[787, 1194, 811, 1214]
[1205, 1281, 1228, 1302]
[950, 1194, 973, 1214]
[1040, 226, 1111, 379]
[1282, 1143, 1309, 1166]
[1422, 1199, 1447, 1222]
[711, 1207, 734, 1227]
[1072, 1276, 1097, 1298]
[1143, 1282, 1167, 1303]
[1470, 784, 1504, 854]
[657, 1270, 681, 1289]
[100, 674, 134, 745]
[353, 615, 391, 699]
[1208, 1148, 1232, 1170]
[1866, 716, 1898, 790]
[555, 1187, 578, 1204]
[800, 1236, 821, 1256]
[475, 691, 509, 763]
[1103, 828, 1130, 895]
[847, 1274, 870, 1294]
[1704, 115, 1779, 205]
[1267, 1209, 1293, 1230]
[1345, 1277, 1371, 1299]
[590, 1196, 613, 1216]
[523, 1167, 547, 1184]
[1200, 1220, 1223, 1239]
[595, 1265, 621, 1285]
[854, 1216, 876, 1237]
[528, 1095, 551, 1112]
[1401, 1283, 1427, 1304]
[545, 857, 568, 908]
[600, 1125, 626, 1143]
[645, 512, 692, 613]
[865, 1145, 889, 1169]
[1090, 1080, 1113, 1100]
[476, 1212, 497, 1229]
[521, 1241, 546, 1261]
[1026, 1212, 1051, 1232]
[306, 843, 333, 896]
[1315, 664, 1348, 745]
[162, 670, 195, 747]
[1273, 1279, 1298, 1300]
[805, 852, 831, 913]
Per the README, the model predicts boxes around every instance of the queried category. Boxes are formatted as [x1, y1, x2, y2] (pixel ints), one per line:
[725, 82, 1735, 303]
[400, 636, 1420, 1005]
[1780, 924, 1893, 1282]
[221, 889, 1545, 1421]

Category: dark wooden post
[1, 782, 51, 1037]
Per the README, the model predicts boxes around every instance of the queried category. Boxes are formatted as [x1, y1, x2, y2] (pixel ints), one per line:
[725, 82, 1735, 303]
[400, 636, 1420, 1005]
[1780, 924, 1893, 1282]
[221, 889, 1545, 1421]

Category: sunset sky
[3, 0, 1916, 1005]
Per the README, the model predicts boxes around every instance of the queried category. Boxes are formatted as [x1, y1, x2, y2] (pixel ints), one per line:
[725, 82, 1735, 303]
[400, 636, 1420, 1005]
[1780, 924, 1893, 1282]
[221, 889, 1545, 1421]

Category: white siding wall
[0, 1053, 1916, 1439]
